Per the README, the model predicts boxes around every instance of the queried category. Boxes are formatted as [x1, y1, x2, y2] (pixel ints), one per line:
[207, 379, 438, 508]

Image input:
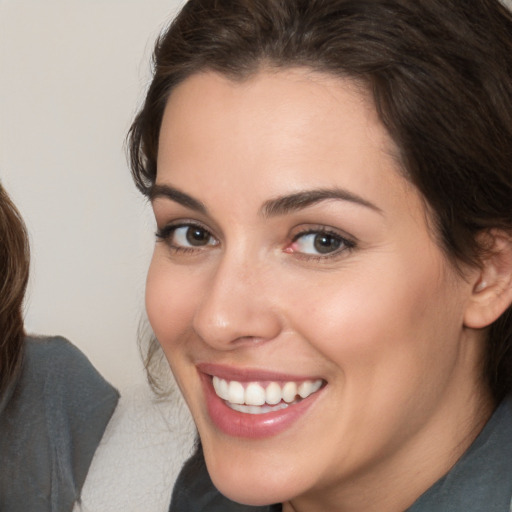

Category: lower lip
[200, 373, 322, 439]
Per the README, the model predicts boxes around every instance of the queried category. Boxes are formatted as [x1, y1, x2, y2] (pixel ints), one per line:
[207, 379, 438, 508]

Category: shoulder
[21, 335, 119, 414]
[0, 335, 119, 512]
[24, 334, 98, 376]
[24, 334, 85, 359]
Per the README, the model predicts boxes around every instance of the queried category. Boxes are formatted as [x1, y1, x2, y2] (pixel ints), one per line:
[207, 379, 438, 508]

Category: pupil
[186, 227, 209, 246]
[314, 234, 341, 254]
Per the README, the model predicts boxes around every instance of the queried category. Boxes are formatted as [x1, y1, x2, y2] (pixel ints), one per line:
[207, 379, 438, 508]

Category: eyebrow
[149, 183, 382, 217]
[261, 188, 382, 217]
[149, 184, 207, 214]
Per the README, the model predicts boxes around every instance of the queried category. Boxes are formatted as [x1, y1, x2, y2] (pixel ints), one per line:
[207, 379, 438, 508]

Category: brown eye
[292, 231, 345, 255]
[313, 233, 342, 254]
[156, 224, 218, 250]
[185, 226, 212, 246]
[288, 229, 355, 258]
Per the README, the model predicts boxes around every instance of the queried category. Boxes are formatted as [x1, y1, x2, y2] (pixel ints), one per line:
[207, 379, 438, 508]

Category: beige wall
[0, 0, 183, 389]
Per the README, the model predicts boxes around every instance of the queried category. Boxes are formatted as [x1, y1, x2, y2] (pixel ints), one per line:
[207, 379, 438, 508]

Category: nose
[192, 252, 282, 350]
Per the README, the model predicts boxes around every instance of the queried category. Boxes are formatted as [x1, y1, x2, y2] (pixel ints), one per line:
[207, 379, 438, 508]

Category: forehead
[160, 68, 391, 155]
[156, 68, 413, 214]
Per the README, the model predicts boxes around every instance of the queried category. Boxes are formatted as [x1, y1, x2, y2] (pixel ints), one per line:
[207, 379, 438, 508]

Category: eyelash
[155, 221, 217, 254]
[288, 228, 356, 260]
[155, 222, 356, 260]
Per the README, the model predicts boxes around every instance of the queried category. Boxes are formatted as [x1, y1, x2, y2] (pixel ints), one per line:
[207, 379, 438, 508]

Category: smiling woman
[128, 1, 512, 511]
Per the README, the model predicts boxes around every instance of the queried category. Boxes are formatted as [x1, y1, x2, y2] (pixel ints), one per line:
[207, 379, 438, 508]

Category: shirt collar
[408, 396, 512, 512]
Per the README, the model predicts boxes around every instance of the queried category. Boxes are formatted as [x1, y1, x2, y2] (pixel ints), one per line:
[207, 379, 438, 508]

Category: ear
[464, 231, 512, 329]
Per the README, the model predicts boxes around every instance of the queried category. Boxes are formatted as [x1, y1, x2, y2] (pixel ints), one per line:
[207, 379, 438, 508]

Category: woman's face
[147, 70, 484, 510]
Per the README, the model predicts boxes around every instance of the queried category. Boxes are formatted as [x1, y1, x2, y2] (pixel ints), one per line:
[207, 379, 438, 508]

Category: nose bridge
[192, 245, 281, 348]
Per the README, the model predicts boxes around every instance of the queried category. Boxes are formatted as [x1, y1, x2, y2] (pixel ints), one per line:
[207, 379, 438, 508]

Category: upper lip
[197, 362, 323, 383]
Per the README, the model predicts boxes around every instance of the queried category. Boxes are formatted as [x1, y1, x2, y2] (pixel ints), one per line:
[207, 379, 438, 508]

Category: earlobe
[464, 231, 512, 329]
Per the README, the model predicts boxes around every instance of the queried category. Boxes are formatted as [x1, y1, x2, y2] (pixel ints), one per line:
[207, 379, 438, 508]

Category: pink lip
[197, 362, 321, 383]
[198, 365, 324, 439]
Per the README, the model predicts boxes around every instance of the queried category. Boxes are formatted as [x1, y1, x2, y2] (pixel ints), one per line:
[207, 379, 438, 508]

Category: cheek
[145, 255, 206, 407]
[145, 255, 198, 353]
[279, 263, 468, 462]
[284, 254, 463, 399]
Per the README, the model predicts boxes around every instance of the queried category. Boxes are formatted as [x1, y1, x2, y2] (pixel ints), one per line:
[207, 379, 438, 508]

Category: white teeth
[212, 376, 323, 409]
[282, 382, 298, 403]
[265, 382, 282, 405]
[228, 402, 291, 415]
[218, 378, 229, 400]
[298, 381, 313, 399]
[298, 379, 322, 398]
[227, 381, 245, 404]
[245, 383, 266, 406]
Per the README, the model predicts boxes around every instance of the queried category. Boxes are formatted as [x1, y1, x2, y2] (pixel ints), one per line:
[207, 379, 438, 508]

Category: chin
[203, 445, 306, 507]
[211, 474, 292, 507]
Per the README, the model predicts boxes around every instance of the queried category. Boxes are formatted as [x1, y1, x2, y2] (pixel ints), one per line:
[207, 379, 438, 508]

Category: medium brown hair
[0, 185, 29, 395]
[129, 0, 512, 400]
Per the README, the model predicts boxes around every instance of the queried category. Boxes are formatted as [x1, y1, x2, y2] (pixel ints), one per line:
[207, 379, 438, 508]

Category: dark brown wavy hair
[0, 185, 29, 395]
[129, 0, 512, 401]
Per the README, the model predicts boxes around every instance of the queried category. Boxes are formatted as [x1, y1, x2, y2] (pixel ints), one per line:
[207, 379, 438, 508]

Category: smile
[212, 376, 323, 415]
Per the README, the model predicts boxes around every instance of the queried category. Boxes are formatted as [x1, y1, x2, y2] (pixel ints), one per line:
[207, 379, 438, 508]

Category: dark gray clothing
[0, 336, 119, 512]
[409, 395, 512, 512]
[170, 396, 512, 511]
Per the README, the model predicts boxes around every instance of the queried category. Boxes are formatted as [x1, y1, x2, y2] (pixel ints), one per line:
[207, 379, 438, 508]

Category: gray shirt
[0, 336, 119, 511]
[170, 396, 512, 511]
